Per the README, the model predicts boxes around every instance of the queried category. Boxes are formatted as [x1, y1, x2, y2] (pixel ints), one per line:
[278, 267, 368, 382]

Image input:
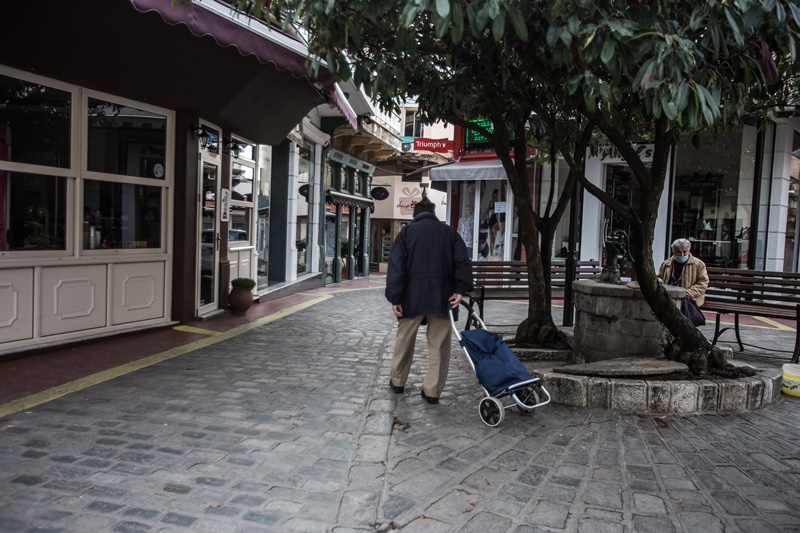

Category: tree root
[513, 320, 569, 349]
[666, 342, 757, 378]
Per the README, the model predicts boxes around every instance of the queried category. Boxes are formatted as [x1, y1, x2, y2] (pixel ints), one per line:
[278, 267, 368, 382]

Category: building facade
[0, 0, 360, 355]
[431, 119, 800, 274]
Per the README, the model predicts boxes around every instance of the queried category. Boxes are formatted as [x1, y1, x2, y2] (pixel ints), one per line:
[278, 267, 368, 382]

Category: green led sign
[465, 118, 493, 146]
[464, 118, 514, 149]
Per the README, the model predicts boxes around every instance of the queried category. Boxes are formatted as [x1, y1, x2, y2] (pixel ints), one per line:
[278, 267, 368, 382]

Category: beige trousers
[390, 313, 452, 398]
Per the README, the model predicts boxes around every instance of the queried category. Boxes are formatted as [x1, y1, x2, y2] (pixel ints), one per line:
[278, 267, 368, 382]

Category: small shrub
[230, 277, 256, 289]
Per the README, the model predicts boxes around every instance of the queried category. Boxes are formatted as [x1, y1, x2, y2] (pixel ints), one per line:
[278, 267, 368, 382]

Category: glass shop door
[197, 123, 222, 316]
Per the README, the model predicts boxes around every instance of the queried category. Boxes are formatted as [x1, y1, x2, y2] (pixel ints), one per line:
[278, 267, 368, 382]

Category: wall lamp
[224, 138, 244, 159]
[190, 124, 211, 148]
[358, 113, 373, 126]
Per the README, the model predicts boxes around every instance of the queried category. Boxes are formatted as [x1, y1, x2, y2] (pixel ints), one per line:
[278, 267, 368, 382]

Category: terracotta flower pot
[228, 285, 254, 315]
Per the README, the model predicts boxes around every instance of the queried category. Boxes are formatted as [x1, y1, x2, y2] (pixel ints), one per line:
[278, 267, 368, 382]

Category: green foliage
[230, 277, 256, 290]
[232, 0, 800, 348]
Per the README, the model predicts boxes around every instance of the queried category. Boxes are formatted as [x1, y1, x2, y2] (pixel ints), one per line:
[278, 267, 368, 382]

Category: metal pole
[563, 170, 580, 327]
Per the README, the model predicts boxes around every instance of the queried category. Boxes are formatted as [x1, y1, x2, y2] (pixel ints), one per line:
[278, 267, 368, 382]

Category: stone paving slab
[0, 289, 798, 532]
[557, 357, 689, 377]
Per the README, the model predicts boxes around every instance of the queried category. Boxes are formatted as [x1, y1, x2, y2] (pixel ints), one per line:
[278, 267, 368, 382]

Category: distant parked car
[201, 229, 249, 271]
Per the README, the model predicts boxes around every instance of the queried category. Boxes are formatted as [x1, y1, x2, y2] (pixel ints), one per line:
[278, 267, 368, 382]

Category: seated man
[658, 238, 709, 326]
[657, 238, 709, 306]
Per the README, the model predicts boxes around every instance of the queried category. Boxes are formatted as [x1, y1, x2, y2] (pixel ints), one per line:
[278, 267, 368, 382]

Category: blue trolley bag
[459, 328, 534, 396]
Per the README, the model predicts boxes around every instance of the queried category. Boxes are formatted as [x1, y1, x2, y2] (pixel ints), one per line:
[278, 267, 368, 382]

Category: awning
[429, 159, 509, 181]
[326, 190, 375, 210]
[130, 0, 358, 130]
[0, 1, 356, 146]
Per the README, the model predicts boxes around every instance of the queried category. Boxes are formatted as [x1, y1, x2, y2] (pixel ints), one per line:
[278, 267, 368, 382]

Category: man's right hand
[392, 304, 403, 317]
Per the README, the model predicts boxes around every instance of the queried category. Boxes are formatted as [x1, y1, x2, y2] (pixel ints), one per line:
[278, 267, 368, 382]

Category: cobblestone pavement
[0, 285, 798, 532]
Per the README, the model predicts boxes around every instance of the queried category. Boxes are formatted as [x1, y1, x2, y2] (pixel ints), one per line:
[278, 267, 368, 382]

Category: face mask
[674, 255, 689, 264]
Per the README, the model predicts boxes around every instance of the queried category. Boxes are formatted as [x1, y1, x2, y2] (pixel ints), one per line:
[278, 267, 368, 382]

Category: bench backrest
[706, 267, 800, 308]
[472, 260, 601, 289]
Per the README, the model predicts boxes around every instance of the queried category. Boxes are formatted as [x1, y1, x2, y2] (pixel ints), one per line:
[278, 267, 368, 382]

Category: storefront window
[0, 171, 66, 250]
[83, 180, 161, 249]
[340, 207, 351, 273]
[454, 182, 476, 259]
[297, 141, 315, 274]
[232, 162, 254, 202]
[256, 164, 271, 290]
[87, 98, 167, 179]
[236, 142, 255, 161]
[324, 207, 336, 283]
[0, 74, 71, 168]
[229, 140, 255, 250]
[785, 131, 800, 271]
[229, 207, 250, 242]
[671, 126, 756, 268]
[478, 181, 507, 260]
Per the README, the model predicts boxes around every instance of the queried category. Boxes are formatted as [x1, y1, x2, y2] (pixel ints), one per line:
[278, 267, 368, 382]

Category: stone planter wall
[536, 368, 783, 414]
[572, 280, 684, 363]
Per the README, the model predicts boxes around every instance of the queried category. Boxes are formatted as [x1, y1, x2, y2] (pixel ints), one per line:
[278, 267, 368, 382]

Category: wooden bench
[704, 267, 800, 363]
[466, 260, 601, 325]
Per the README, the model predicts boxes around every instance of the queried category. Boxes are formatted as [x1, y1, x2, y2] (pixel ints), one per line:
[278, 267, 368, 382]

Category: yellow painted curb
[0, 294, 332, 419]
[173, 325, 221, 336]
[751, 316, 794, 331]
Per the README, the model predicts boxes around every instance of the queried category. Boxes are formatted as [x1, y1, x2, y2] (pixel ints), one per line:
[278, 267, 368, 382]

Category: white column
[581, 154, 604, 262]
[653, 148, 673, 267]
[307, 144, 323, 273]
[765, 122, 794, 271]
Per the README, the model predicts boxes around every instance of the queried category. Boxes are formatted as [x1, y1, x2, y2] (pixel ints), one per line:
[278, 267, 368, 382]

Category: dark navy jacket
[385, 211, 474, 318]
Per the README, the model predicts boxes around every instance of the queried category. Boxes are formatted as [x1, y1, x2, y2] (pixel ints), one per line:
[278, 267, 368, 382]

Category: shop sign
[413, 137, 453, 152]
[371, 186, 389, 200]
[600, 143, 654, 163]
[397, 186, 422, 215]
[220, 188, 230, 222]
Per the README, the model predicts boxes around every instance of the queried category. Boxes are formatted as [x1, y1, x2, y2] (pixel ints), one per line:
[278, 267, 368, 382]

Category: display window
[671, 126, 756, 268]
[0, 73, 71, 169]
[0, 172, 67, 251]
[87, 98, 167, 179]
[82, 180, 162, 250]
[0, 71, 74, 254]
[82, 91, 171, 251]
[0, 68, 173, 256]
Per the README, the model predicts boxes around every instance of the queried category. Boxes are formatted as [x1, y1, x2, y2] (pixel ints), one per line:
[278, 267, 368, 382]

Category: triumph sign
[413, 137, 453, 153]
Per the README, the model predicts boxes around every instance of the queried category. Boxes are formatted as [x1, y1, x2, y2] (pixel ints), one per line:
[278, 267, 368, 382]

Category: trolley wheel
[514, 386, 540, 415]
[478, 397, 505, 427]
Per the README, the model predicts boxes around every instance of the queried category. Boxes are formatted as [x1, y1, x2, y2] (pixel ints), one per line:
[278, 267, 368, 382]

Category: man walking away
[385, 194, 474, 404]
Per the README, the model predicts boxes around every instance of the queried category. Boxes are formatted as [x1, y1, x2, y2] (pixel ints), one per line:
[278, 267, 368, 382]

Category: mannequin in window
[487, 188, 500, 249]
[457, 204, 474, 258]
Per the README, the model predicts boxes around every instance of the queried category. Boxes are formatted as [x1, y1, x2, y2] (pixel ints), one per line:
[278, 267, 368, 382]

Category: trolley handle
[448, 305, 486, 341]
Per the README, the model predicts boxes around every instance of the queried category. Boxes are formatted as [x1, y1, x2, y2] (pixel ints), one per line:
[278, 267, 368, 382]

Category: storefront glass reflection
[672, 126, 756, 268]
[1, 172, 66, 250]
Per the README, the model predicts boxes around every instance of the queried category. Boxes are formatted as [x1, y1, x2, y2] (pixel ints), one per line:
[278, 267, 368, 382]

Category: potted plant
[229, 277, 256, 315]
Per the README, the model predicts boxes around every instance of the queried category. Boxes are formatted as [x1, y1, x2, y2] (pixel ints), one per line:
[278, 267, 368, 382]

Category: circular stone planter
[527, 364, 783, 414]
[572, 280, 685, 363]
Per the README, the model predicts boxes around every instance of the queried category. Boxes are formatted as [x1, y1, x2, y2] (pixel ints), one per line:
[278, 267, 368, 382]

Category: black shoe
[420, 390, 439, 404]
[389, 381, 405, 394]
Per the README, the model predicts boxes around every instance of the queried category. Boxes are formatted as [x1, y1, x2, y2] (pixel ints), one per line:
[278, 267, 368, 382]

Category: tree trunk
[513, 217, 567, 347]
[627, 192, 750, 377]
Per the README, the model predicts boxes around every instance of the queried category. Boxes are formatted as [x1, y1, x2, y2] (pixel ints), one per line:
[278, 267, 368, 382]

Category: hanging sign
[413, 138, 453, 153]
[220, 188, 230, 222]
[371, 187, 389, 200]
